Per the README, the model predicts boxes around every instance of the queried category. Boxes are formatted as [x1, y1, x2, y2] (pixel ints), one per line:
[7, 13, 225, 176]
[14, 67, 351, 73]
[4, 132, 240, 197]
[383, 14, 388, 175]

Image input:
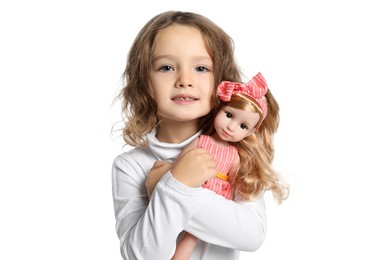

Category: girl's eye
[225, 112, 232, 118]
[160, 65, 173, 72]
[195, 66, 209, 73]
[240, 124, 248, 130]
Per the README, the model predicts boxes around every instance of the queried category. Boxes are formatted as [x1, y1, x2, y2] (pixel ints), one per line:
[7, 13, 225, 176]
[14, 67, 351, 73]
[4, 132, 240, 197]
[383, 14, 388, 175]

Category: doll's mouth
[222, 130, 231, 138]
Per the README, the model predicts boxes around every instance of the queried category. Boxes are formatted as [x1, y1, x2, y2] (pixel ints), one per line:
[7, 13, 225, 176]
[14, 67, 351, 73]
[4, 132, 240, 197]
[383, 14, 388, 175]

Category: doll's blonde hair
[118, 11, 241, 147]
[221, 92, 289, 203]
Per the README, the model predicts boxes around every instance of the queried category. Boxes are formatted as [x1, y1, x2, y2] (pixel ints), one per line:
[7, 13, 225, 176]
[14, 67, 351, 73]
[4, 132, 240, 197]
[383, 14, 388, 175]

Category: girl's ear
[148, 80, 155, 98]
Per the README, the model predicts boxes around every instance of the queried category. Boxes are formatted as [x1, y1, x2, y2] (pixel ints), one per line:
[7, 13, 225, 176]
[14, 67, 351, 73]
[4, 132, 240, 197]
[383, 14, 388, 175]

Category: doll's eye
[225, 112, 232, 118]
[240, 124, 248, 130]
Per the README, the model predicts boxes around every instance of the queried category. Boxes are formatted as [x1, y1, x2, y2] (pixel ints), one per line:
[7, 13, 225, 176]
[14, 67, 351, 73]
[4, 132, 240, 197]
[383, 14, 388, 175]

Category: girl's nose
[175, 71, 193, 88]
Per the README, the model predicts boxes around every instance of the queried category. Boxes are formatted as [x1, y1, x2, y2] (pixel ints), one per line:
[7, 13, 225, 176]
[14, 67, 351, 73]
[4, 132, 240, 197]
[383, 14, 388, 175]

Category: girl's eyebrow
[153, 55, 212, 62]
[153, 54, 174, 62]
[194, 55, 212, 62]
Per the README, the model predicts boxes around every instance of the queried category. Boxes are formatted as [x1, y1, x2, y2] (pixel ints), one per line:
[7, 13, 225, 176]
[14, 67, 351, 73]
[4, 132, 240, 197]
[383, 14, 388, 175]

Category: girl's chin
[159, 113, 210, 122]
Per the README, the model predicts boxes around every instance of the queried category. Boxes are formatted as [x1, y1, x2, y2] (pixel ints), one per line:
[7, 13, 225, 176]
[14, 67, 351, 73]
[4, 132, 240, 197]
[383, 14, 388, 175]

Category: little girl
[112, 10, 286, 260]
[171, 72, 288, 259]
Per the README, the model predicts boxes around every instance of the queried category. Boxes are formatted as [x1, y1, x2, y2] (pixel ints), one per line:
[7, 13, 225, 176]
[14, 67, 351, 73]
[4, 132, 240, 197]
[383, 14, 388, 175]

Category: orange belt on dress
[216, 173, 228, 181]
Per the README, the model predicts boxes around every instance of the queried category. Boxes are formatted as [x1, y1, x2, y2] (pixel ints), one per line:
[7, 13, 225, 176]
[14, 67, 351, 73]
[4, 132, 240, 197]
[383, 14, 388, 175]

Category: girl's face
[214, 105, 260, 143]
[150, 24, 214, 124]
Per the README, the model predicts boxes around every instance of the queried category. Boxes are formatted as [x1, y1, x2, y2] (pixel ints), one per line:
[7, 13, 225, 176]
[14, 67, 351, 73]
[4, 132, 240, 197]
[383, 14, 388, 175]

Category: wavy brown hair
[220, 91, 289, 202]
[117, 11, 241, 147]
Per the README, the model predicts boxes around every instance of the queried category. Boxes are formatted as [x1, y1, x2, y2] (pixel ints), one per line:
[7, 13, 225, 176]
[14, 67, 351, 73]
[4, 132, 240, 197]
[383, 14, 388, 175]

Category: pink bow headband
[217, 72, 268, 121]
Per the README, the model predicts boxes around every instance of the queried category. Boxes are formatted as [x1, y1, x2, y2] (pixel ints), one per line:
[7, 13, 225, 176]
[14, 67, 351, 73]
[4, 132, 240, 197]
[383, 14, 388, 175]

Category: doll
[172, 72, 287, 259]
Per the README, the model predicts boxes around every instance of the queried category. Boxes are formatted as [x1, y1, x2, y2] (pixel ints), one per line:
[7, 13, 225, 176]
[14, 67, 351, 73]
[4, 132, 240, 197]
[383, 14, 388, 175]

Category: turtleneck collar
[147, 128, 202, 163]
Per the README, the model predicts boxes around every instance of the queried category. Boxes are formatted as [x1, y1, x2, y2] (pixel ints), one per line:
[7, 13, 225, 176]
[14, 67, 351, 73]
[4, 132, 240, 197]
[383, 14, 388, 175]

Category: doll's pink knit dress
[198, 135, 238, 199]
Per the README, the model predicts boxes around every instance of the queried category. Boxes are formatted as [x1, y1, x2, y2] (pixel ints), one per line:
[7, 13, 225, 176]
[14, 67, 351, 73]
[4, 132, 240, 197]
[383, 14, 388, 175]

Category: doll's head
[119, 11, 242, 146]
[217, 72, 269, 129]
[215, 72, 288, 202]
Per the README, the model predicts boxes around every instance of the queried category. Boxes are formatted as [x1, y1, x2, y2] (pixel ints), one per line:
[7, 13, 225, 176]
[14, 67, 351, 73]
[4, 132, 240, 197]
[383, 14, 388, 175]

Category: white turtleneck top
[112, 130, 267, 260]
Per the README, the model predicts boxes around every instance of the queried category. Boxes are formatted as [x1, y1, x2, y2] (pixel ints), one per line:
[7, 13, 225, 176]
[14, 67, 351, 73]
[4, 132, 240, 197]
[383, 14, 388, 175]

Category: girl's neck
[156, 120, 199, 144]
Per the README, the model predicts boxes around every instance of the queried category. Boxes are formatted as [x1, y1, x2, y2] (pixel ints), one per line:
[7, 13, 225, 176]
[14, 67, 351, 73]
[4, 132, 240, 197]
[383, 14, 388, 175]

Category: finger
[152, 160, 165, 169]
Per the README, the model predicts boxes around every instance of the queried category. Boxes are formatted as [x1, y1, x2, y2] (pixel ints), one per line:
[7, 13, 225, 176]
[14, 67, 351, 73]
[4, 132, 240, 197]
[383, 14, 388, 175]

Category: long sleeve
[153, 173, 267, 252]
[186, 190, 266, 251]
[112, 154, 199, 260]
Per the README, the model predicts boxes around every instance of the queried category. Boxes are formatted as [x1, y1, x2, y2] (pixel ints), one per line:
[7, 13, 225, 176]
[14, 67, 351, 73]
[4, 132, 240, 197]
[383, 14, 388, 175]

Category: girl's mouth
[171, 95, 199, 104]
[172, 97, 197, 101]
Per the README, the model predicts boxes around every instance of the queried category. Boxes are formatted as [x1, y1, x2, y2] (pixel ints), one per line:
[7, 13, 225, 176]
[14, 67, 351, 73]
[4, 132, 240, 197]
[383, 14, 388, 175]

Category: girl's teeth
[175, 97, 193, 101]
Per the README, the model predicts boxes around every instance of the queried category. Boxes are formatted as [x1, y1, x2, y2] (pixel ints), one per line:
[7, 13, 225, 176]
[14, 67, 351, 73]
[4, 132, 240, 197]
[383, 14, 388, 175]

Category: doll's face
[214, 105, 260, 143]
[150, 24, 214, 124]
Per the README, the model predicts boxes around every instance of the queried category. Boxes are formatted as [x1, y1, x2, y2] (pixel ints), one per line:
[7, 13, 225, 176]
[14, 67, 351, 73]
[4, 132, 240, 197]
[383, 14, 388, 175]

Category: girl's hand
[171, 148, 217, 188]
[146, 160, 172, 198]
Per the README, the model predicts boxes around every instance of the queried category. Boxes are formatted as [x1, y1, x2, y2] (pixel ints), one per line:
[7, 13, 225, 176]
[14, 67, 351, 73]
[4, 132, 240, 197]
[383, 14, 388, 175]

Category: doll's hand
[146, 160, 172, 198]
[171, 148, 217, 188]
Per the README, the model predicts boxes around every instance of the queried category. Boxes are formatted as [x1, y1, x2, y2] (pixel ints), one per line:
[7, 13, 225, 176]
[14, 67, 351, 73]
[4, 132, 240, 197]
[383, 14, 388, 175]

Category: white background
[1, 0, 389, 259]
